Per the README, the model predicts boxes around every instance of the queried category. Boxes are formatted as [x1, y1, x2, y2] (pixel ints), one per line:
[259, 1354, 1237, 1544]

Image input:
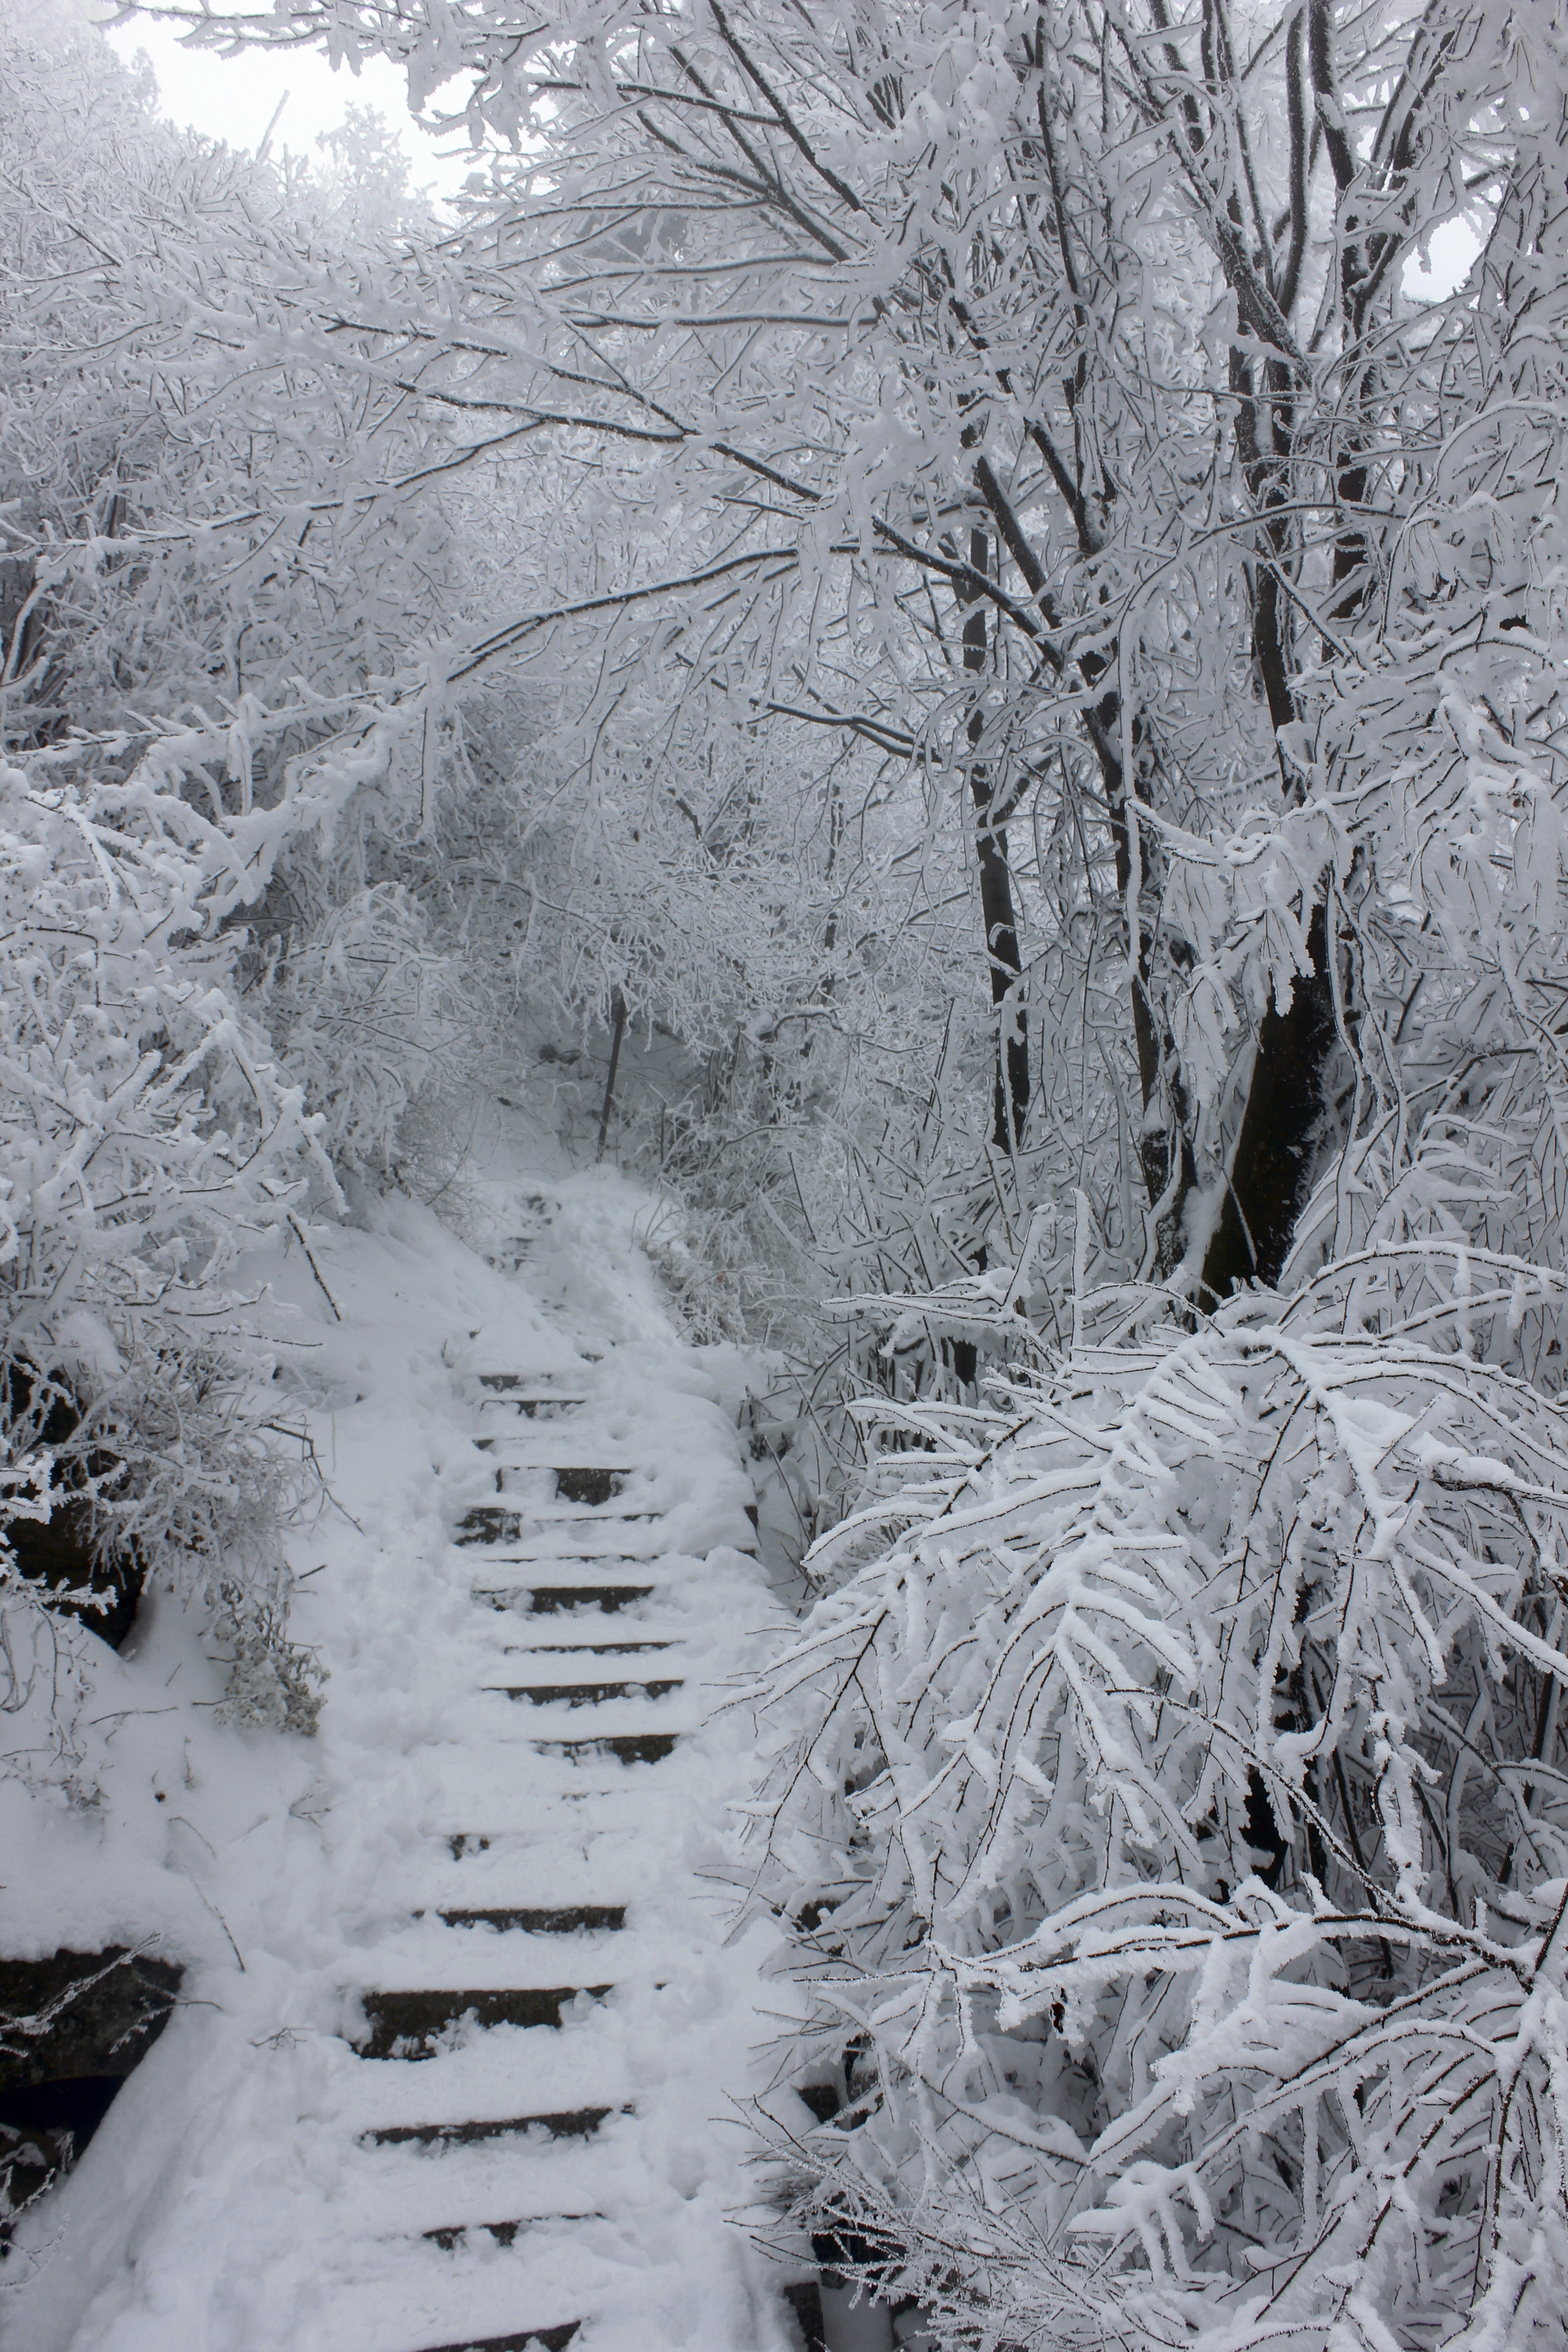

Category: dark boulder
[0, 1947, 183, 2237]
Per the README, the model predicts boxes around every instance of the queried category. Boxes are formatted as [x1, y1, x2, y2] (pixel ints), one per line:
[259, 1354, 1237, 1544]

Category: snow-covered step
[489, 1676, 683, 1705]
[441, 1828, 652, 1862]
[416, 1735, 752, 1817]
[473, 1436, 614, 1458]
[366, 2103, 622, 2148]
[427, 1804, 682, 1851]
[475, 1582, 658, 1615]
[424, 2323, 580, 2352]
[474, 1433, 602, 1452]
[495, 1637, 678, 1658]
[349, 2136, 628, 2233]
[432, 1905, 627, 1934]
[459, 1515, 661, 1549]
[425, 2216, 600, 2251]
[480, 1720, 691, 1756]
[417, 1834, 675, 1908]
[287, 2215, 599, 2352]
[470, 1426, 614, 1447]
[475, 1465, 637, 1504]
[473, 1689, 692, 1753]
[342, 2014, 638, 2118]
[358, 1920, 632, 1981]
[470, 1560, 668, 1586]
[556, 1468, 630, 1507]
[347, 2157, 632, 2262]
[475, 1673, 689, 1710]
[476, 1393, 589, 1421]
[462, 1515, 670, 1545]
[356, 1986, 617, 2058]
[423, 2326, 579, 2352]
[457, 1504, 653, 1545]
[321, 2157, 640, 2261]
[528, 1731, 678, 1765]
[308, 2226, 605, 2352]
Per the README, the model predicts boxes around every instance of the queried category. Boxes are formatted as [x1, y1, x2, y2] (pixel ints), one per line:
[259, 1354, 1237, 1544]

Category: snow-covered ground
[2, 1120, 808, 2352]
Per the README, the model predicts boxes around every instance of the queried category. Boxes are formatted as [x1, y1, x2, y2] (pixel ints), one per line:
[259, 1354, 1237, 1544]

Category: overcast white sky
[103, 10, 469, 192]
[103, 7, 1480, 284]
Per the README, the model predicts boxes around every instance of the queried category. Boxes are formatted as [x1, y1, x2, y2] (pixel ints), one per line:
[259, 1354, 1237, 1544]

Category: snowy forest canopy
[5, 0, 1568, 2343]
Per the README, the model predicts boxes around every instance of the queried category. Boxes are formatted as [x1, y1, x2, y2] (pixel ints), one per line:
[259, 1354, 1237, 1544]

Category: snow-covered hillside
[2, 1125, 806, 2352]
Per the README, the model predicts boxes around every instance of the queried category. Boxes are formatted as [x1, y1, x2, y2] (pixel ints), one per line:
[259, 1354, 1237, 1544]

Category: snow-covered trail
[4, 1157, 805, 2352]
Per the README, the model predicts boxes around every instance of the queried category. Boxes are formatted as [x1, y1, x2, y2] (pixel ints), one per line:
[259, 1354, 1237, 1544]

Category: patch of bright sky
[104, 13, 472, 199]
[1406, 215, 1483, 300]
[108, 8, 1481, 292]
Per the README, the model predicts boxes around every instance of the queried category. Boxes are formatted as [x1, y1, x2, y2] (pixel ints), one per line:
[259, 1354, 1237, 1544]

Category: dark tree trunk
[961, 531, 1028, 1154]
[951, 532, 1029, 1392]
[595, 987, 627, 1164]
[1199, 902, 1336, 1303]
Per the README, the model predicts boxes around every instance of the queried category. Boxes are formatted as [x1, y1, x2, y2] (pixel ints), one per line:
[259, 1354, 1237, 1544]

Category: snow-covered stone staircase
[3, 1167, 799, 2352]
[331, 1344, 783, 2352]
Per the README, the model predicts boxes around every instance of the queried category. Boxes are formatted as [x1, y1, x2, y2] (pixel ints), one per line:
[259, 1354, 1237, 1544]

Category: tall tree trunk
[960, 530, 1028, 1153]
[1198, 904, 1336, 1302]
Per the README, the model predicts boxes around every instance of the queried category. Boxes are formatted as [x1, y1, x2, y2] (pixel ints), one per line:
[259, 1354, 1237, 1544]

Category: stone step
[415, 2326, 580, 2352]
[490, 1679, 682, 1707]
[432, 1905, 627, 1935]
[457, 1503, 647, 1545]
[475, 1421, 592, 1439]
[478, 1398, 585, 1421]
[475, 1374, 578, 1395]
[424, 2216, 601, 2252]
[532, 1733, 677, 1766]
[475, 1585, 656, 1616]
[560, 1468, 629, 1506]
[367, 2105, 617, 2148]
[500, 1639, 675, 1657]
[490, 1473, 636, 1504]
[355, 1985, 612, 2058]
[445, 1829, 651, 1860]
[468, 1532, 662, 1562]
[481, 1462, 636, 1490]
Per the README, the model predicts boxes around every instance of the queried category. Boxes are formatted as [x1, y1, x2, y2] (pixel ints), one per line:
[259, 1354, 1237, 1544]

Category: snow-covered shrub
[745, 1210, 1568, 2349]
[0, 736, 329, 1711]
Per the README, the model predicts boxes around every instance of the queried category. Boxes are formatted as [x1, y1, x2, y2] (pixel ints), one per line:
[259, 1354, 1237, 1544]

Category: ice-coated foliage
[738, 1210, 1568, 2342]
[0, 722, 341, 1717]
[0, 745, 322, 1313]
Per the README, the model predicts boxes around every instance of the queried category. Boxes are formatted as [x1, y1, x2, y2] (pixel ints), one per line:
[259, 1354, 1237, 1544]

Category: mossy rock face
[0, 1948, 183, 2092]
